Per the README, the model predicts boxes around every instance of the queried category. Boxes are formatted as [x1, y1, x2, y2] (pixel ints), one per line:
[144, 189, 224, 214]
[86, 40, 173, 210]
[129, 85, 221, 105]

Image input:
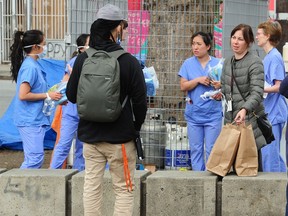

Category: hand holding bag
[231, 60, 275, 145]
[235, 124, 258, 176]
[206, 123, 241, 177]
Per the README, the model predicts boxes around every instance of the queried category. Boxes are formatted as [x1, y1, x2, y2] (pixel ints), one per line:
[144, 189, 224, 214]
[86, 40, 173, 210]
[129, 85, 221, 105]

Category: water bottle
[42, 99, 49, 116]
[42, 98, 55, 116]
[283, 42, 288, 73]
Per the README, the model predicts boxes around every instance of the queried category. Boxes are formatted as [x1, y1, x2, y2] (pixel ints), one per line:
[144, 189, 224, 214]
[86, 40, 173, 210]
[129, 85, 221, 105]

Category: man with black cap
[66, 4, 147, 216]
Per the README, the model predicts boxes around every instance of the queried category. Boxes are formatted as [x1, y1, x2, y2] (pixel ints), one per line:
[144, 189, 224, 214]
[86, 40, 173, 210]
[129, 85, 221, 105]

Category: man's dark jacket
[66, 41, 147, 144]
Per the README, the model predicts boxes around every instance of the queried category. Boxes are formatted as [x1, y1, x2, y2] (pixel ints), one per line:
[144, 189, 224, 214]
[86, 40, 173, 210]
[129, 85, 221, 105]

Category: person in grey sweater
[220, 24, 266, 171]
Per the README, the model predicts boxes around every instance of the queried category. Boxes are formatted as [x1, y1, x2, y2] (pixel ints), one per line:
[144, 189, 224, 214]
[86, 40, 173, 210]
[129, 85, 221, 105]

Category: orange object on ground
[49, 106, 67, 169]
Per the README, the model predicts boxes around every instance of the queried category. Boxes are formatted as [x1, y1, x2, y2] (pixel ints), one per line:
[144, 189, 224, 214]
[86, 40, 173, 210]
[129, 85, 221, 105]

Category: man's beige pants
[83, 140, 136, 216]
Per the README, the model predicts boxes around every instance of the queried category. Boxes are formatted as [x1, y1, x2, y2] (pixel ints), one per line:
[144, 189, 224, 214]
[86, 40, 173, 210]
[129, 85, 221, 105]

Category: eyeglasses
[256, 32, 265, 36]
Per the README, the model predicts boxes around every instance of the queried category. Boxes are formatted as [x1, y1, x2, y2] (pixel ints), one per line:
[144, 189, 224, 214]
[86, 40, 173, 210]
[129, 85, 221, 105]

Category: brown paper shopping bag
[235, 124, 258, 176]
[206, 124, 241, 177]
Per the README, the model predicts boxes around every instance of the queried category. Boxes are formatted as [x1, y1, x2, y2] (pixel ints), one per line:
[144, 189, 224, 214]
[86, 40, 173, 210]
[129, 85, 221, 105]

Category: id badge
[227, 100, 232, 112]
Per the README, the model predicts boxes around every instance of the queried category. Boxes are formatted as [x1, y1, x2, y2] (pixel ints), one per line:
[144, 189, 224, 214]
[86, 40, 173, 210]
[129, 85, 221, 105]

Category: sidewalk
[0, 64, 11, 80]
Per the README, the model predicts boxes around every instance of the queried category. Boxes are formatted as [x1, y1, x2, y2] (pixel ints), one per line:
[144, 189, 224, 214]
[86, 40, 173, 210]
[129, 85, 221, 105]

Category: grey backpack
[77, 48, 128, 122]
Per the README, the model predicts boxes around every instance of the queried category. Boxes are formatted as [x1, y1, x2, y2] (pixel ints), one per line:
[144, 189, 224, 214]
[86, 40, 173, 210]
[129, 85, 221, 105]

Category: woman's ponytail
[10, 31, 24, 82]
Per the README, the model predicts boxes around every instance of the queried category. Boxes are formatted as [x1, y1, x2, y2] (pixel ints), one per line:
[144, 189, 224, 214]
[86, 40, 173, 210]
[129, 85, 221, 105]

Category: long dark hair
[71, 34, 90, 58]
[9, 30, 44, 82]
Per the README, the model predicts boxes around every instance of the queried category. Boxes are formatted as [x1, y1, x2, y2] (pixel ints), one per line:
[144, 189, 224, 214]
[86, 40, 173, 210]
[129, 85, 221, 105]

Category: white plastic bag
[207, 58, 224, 81]
[142, 66, 159, 96]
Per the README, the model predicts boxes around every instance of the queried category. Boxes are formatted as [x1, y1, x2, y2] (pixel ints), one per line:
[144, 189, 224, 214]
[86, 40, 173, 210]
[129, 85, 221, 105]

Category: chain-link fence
[127, 0, 223, 170]
[1, 0, 268, 171]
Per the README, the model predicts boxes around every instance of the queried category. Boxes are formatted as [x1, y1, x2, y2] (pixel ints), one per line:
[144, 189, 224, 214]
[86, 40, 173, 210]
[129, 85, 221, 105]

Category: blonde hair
[258, 21, 282, 47]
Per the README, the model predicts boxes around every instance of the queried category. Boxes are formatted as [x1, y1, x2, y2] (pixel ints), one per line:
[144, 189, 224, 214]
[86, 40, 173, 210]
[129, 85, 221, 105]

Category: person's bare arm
[18, 82, 62, 101]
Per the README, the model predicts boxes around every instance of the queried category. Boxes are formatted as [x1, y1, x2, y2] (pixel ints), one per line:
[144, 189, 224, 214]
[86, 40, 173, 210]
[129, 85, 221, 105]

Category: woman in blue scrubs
[10, 30, 62, 168]
[256, 21, 287, 172]
[178, 32, 222, 171]
[50, 34, 90, 171]
[280, 75, 288, 167]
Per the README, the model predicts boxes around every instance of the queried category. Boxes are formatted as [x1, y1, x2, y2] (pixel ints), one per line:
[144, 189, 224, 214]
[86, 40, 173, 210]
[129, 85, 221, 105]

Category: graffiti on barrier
[4, 177, 50, 201]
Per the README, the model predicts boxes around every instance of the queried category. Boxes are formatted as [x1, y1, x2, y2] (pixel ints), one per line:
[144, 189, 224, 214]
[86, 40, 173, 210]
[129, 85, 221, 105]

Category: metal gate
[66, 0, 128, 60]
[0, 0, 67, 62]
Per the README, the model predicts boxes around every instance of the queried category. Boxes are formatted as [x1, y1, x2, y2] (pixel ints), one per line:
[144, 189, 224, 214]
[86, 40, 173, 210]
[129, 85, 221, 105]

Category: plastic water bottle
[42, 98, 55, 116]
[283, 42, 288, 73]
[42, 99, 50, 116]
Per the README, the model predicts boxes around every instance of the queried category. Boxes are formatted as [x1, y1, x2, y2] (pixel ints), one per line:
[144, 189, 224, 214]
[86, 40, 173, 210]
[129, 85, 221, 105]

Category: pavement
[0, 64, 11, 80]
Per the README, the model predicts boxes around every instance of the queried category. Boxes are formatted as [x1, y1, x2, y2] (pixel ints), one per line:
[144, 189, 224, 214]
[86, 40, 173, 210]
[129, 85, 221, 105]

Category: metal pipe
[26, 0, 32, 30]
[11, 0, 16, 31]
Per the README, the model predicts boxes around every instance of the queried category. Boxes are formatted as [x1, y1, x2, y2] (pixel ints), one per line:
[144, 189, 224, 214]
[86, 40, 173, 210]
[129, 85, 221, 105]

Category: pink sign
[128, 0, 142, 10]
[127, 10, 150, 55]
[269, 0, 274, 11]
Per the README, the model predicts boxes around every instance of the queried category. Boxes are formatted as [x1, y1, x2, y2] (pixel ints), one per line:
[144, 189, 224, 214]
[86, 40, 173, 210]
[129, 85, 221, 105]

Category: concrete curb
[0, 75, 12, 80]
[0, 64, 11, 80]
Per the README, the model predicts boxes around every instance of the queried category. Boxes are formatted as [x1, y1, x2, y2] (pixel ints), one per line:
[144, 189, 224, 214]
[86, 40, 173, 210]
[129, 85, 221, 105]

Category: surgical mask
[23, 44, 47, 59]
[37, 45, 47, 59]
[117, 33, 122, 45]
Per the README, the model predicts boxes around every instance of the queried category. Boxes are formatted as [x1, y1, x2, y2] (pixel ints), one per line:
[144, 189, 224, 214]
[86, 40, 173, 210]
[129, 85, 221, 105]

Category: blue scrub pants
[50, 105, 84, 171]
[187, 119, 222, 171]
[18, 126, 46, 169]
[261, 123, 286, 172]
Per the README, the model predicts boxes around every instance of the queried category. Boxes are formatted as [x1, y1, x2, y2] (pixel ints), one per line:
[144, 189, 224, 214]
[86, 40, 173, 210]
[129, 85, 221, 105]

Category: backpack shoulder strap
[109, 49, 128, 107]
[85, 48, 98, 58]
[109, 49, 127, 59]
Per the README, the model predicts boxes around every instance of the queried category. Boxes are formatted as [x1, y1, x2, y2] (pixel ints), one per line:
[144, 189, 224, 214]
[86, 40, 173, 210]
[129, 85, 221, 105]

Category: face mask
[37, 45, 47, 59]
[24, 44, 47, 59]
[117, 33, 122, 45]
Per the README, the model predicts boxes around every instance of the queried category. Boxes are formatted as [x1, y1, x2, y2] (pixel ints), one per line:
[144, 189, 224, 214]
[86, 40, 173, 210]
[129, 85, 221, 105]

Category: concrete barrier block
[0, 169, 78, 216]
[222, 172, 287, 216]
[71, 170, 151, 216]
[146, 171, 217, 216]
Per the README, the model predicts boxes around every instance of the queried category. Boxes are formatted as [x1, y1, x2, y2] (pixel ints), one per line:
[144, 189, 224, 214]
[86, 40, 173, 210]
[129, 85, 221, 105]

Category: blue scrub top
[62, 56, 79, 120]
[178, 56, 222, 124]
[14, 57, 50, 126]
[65, 56, 76, 76]
[263, 48, 287, 124]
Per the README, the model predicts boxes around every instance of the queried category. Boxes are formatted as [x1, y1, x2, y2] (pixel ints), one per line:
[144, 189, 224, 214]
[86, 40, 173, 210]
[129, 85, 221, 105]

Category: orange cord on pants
[122, 144, 133, 192]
